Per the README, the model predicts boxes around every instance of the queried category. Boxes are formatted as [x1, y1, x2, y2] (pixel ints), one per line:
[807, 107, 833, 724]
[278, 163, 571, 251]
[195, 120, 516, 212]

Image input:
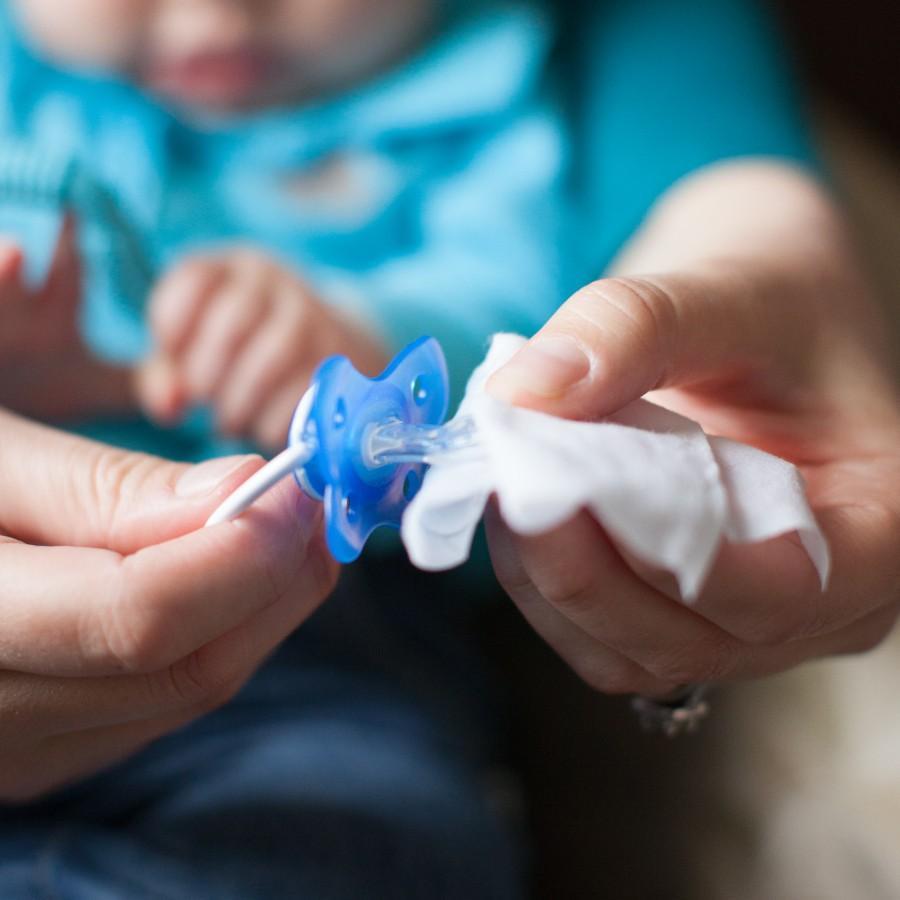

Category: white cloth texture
[402, 334, 830, 600]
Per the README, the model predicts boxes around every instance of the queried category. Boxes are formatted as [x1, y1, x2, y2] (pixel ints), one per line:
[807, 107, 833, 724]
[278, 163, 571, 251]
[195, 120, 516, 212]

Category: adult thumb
[486, 271, 792, 420]
[0, 409, 264, 553]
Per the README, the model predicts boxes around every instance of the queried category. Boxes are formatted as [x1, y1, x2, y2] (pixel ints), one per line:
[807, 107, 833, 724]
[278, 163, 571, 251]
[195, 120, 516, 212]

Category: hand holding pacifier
[207, 336, 464, 561]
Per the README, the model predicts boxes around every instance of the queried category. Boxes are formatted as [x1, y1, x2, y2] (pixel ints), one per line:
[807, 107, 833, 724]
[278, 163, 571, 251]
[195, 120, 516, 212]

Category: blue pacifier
[290, 336, 448, 561]
[207, 337, 478, 563]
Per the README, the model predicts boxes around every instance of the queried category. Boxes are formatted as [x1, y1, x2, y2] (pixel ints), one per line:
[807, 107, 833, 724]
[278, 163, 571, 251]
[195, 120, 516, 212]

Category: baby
[0, 0, 567, 451]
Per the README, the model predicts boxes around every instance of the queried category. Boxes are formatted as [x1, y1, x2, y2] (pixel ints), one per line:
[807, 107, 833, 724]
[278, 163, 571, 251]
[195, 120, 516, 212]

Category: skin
[0, 218, 135, 420]
[485, 161, 900, 698]
[0, 412, 338, 802]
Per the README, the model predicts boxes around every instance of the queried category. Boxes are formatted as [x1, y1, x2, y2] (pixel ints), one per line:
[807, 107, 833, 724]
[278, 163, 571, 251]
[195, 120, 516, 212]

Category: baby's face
[11, 0, 433, 115]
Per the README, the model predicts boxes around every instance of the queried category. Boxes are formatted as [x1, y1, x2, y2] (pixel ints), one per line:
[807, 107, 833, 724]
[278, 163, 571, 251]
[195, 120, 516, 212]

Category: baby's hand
[0, 217, 133, 419]
[138, 248, 389, 450]
[0, 218, 84, 365]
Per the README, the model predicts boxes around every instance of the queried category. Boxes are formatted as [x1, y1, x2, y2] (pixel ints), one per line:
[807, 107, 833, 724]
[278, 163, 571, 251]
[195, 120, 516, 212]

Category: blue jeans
[0, 561, 523, 899]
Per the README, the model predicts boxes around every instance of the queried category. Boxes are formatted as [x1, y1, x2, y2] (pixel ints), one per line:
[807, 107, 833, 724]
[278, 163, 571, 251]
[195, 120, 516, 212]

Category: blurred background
[778, 0, 899, 152]
[776, 0, 900, 346]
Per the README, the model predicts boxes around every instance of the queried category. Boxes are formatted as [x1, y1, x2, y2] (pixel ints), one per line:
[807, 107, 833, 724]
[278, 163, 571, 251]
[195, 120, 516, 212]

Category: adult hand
[486, 162, 900, 697]
[0, 409, 337, 803]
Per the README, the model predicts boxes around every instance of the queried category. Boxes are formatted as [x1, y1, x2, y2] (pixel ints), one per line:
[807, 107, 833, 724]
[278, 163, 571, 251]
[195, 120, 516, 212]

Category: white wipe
[402, 334, 830, 600]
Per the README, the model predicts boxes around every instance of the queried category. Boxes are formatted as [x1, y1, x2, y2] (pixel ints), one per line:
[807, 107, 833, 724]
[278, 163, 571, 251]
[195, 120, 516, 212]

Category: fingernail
[176, 456, 256, 498]
[491, 336, 590, 399]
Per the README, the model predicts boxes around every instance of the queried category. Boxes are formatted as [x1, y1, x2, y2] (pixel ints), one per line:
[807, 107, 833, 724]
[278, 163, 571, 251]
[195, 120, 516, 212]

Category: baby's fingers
[0, 238, 24, 289]
[251, 373, 314, 451]
[149, 257, 227, 356]
[180, 275, 272, 403]
[215, 305, 309, 438]
[135, 353, 187, 424]
[0, 240, 28, 350]
[40, 215, 80, 310]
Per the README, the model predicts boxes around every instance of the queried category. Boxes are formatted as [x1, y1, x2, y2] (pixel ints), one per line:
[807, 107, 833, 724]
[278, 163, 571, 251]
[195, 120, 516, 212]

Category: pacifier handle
[204, 388, 317, 528]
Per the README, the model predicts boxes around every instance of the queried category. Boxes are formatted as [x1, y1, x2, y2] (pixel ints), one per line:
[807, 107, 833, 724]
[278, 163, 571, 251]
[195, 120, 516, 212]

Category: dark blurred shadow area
[774, 0, 900, 157]
[773, 0, 900, 348]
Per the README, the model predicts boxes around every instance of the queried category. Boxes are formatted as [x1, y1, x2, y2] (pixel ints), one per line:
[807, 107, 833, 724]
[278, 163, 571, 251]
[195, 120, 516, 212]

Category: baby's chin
[148, 85, 287, 120]
[138, 49, 311, 119]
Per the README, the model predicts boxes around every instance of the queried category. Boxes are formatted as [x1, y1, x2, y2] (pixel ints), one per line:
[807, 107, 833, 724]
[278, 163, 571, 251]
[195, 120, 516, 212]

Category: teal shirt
[0, 0, 812, 465]
[565, 0, 814, 277]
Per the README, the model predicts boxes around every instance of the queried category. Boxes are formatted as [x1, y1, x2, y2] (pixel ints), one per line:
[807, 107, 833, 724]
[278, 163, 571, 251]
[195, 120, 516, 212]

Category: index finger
[0, 478, 334, 677]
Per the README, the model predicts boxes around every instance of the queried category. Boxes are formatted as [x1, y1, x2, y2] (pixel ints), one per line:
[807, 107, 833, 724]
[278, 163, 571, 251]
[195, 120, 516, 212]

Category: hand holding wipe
[403, 334, 829, 600]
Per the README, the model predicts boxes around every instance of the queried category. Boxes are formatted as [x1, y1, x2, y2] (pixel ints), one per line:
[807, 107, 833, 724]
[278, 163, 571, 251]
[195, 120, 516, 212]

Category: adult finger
[639, 491, 900, 648]
[0, 502, 333, 726]
[485, 504, 675, 697]
[0, 475, 329, 677]
[489, 510, 743, 688]
[486, 270, 813, 421]
[721, 602, 900, 684]
[0, 409, 259, 551]
[490, 505, 900, 688]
